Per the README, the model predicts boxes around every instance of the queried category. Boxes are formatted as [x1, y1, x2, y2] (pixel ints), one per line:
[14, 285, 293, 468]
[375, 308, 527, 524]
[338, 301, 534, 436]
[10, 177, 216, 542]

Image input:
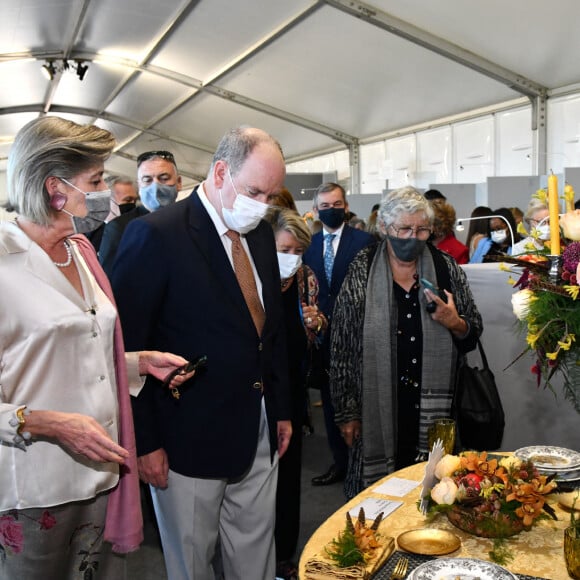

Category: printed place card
[348, 497, 403, 521]
[372, 477, 421, 497]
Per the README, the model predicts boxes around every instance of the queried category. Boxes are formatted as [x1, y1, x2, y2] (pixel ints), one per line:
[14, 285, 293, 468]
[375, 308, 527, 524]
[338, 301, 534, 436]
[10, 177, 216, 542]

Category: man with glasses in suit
[99, 150, 182, 276]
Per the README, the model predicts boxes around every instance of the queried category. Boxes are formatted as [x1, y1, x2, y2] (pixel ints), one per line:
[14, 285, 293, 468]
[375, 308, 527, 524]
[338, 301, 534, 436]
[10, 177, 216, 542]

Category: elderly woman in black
[330, 186, 483, 499]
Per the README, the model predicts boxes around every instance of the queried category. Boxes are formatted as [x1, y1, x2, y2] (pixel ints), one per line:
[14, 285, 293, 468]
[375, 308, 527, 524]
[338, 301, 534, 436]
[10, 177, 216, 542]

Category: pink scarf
[72, 235, 143, 553]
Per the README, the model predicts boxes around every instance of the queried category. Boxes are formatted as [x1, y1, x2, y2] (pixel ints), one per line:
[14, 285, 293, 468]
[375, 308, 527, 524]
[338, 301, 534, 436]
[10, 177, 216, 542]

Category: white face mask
[219, 167, 269, 234]
[491, 229, 508, 244]
[277, 252, 302, 280]
[536, 224, 551, 240]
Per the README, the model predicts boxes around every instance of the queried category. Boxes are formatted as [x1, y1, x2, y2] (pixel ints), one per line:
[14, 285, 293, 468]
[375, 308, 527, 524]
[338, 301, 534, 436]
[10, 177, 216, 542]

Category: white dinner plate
[410, 557, 517, 580]
[514, 446, 580, 470]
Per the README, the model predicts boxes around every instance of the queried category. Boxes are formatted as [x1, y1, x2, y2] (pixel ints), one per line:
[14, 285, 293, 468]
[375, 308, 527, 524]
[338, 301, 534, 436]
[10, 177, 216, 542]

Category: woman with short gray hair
[330, 186, 483, 498]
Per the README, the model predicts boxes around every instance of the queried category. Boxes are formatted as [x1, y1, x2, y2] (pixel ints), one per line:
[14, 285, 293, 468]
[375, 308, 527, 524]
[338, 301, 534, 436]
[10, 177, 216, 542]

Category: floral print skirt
[0, 492, 126, 580]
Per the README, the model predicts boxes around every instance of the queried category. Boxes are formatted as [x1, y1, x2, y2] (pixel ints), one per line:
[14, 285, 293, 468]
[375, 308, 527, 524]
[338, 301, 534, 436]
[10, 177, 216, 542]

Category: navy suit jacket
[99, 205, 149, 277]
[110, 189, 290, 479]
[304, 225, 374, 323]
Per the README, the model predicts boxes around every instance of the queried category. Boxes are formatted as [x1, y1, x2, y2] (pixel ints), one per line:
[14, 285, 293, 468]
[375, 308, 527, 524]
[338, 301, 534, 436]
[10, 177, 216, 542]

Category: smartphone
[420, 278, 448, 312]
[163, 355, 208, 390]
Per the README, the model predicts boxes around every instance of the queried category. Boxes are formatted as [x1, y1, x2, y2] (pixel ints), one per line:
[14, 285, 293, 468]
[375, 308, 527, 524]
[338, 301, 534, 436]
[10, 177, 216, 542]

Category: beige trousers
[151, 404, 278, 580]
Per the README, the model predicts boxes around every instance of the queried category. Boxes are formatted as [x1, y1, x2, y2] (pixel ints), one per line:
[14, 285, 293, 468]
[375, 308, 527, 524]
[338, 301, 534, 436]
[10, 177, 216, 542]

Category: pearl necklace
[53, 241, 72, 268]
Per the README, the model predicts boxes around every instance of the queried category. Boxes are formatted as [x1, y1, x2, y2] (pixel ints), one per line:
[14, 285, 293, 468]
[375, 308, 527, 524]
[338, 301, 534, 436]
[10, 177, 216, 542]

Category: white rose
[431, 477, 458, 505]
[434, 454, 461, 480]
[511, 289, 535, 320]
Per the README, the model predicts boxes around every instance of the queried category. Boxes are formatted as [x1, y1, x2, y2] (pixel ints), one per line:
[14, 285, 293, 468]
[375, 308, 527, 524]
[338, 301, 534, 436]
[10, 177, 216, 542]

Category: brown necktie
[225, 230, 266, 335]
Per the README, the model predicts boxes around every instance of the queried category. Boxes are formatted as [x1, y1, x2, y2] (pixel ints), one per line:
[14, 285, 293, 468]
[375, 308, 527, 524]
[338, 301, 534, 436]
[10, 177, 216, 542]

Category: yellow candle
[548, 172, 560, 255]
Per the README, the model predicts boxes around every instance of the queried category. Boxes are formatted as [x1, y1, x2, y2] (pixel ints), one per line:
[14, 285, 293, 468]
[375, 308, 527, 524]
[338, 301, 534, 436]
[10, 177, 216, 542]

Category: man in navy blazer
[110, 128, 292, 580]
[303, 183, 374, 487]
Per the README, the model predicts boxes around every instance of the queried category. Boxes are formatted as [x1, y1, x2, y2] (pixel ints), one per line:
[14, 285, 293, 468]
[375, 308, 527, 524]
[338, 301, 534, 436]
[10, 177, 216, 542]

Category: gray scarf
[361, 241, 456, 488]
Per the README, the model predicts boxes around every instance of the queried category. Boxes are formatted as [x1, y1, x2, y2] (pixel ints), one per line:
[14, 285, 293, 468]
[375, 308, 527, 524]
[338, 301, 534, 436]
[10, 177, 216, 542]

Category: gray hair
[267, 208, 312, 251]
[377, 186, 434, 237]
[208, 126, 283, 178]
[105, 174, 135, 189]
[7, 116, 115, 225]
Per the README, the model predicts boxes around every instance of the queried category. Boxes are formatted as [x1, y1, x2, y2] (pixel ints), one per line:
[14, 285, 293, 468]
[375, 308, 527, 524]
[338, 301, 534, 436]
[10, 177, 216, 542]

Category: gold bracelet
[315, 316, 323, 333]
[15, 407, 27, 434]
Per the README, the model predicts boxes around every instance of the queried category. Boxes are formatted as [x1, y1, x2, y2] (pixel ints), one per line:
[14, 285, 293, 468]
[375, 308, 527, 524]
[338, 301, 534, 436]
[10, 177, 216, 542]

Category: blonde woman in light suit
[0, 116, 192, 580]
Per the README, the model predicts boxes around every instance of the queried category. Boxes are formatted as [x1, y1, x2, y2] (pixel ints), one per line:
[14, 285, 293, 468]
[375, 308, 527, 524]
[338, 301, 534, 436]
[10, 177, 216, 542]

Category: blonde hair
[267, 208, 312, 251]
[7, 116, 115, 225]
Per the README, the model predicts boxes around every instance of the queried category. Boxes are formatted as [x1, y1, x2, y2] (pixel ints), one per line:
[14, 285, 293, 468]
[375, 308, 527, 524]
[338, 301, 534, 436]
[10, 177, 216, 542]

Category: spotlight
[41, 61, 56, 81]
[75, 60, 89, 81]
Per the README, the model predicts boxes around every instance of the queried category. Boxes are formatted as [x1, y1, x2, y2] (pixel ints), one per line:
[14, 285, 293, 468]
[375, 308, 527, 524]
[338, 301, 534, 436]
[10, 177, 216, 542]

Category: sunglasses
[137, 150, 176, 167]
[163, 355, 208, 400]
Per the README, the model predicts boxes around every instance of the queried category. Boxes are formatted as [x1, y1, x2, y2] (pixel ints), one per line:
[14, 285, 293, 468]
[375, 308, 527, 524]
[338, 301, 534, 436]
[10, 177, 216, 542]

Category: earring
[49, 192, 67, 211]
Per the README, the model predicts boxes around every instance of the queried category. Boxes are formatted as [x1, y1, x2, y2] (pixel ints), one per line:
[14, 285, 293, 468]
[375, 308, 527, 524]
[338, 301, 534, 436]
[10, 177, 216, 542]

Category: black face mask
[119, 202, 136, 215]
[318, 207, 345, 229]
[388, 236, 426, 262]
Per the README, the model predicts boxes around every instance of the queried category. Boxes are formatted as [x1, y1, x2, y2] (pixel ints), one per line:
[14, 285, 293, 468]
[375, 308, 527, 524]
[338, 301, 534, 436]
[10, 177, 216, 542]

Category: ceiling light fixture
[40, 59, 89, 81]
[41, 60, 56, 81]
[75, 60, 89, 81]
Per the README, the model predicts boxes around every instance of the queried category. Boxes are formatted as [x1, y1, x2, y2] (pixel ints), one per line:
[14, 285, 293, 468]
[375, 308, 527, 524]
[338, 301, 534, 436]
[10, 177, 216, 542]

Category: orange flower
[460, 451, 502, 479]
[515, 499, 545, 526]
[506, 482, 537, 503]
[460, 451, 486, 473]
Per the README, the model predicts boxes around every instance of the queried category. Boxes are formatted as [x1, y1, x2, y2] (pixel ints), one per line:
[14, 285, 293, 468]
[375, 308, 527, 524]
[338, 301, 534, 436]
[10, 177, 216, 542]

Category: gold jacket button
[253, 381, 263, 391]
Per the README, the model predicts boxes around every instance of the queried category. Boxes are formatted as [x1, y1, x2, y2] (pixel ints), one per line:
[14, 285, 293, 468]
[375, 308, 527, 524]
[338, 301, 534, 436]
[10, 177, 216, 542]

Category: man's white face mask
[219, 167, 269, 234]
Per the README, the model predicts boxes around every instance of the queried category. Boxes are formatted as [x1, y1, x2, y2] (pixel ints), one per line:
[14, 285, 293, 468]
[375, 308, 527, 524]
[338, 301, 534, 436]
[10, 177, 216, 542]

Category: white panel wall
[452, 116, 494, 183]
[359, 141, 387, 194]
[384, 135, 416, 189]
[495, 107, 533, 176]
[416, 127, 451, 188]
[548, 94, 580, 174]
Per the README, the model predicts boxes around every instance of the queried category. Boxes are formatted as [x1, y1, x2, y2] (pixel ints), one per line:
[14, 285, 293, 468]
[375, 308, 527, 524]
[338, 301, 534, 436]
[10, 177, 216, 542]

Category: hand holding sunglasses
[163, 355, 208, 400]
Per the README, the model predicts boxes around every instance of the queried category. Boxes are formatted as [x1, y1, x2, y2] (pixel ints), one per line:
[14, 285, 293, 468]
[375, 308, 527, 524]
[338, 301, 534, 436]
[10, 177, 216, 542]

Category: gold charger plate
[396, 528, 461, 556]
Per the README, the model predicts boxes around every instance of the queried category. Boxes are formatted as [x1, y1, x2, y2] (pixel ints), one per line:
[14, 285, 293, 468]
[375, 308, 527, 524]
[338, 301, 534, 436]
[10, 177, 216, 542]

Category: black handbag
[453, 339, 505, 451]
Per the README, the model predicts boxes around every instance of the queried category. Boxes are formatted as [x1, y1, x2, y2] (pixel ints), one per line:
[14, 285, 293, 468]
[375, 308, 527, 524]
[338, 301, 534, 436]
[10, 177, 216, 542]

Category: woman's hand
[339, 420, 361, 447]
[424, 289, 468, 337]
[25, 410, 129, 464]
[138, 350, 196, 389]
[302, 304, 324, 332]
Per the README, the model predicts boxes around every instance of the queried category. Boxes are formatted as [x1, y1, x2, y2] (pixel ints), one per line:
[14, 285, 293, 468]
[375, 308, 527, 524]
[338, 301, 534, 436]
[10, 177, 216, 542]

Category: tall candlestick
[548, 172, 561, 256]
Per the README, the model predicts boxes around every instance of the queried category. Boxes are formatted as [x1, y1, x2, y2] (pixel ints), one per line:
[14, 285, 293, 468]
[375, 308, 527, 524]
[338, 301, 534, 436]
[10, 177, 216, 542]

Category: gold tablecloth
[299, 462, 574, 579]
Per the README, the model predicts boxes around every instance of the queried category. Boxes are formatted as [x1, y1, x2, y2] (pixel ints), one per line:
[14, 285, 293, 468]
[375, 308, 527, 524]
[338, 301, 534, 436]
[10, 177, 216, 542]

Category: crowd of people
[1, 115, 547, 580]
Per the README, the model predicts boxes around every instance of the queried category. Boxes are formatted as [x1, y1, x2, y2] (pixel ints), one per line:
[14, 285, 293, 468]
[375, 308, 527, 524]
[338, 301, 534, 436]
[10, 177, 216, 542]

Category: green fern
[324, 529, 364, 568]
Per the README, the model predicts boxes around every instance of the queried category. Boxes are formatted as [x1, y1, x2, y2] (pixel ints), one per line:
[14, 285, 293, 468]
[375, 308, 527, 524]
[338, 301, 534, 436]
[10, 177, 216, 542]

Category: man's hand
[277, 420, 292, 458]
[137, 448, 169, 489]
[339, 420, 361, 447]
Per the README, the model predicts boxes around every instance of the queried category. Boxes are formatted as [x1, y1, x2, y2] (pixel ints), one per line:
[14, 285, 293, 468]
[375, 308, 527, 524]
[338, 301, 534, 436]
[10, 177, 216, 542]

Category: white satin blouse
[0, 222, 120, 510]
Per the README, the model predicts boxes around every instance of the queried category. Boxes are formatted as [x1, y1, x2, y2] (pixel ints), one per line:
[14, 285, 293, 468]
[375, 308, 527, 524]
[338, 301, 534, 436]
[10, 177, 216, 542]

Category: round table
[299, 462, 573, 579]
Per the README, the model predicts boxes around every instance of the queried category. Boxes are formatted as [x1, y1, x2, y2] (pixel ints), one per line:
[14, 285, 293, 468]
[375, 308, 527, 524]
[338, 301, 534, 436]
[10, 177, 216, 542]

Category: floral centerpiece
[425, 452, 557, 543]
[500, 183, 580, 411]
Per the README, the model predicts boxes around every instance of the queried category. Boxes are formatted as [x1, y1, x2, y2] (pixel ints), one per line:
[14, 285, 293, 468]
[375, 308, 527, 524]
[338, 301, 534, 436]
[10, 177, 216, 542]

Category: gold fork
[389, 556, 409, 580]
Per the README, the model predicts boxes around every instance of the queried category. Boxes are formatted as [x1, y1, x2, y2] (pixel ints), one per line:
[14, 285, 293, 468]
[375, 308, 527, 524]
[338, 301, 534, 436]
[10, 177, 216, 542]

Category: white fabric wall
[462, 263, 580, 452]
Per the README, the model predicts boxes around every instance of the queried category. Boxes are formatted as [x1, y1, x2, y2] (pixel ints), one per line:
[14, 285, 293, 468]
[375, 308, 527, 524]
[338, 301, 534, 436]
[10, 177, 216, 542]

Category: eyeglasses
[137, 150, 176, 167]
[390, 224, 432, 240]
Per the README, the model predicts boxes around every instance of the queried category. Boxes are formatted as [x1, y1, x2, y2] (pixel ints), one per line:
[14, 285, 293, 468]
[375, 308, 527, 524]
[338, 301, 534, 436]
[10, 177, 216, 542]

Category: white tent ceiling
[1, 0, 579, 189]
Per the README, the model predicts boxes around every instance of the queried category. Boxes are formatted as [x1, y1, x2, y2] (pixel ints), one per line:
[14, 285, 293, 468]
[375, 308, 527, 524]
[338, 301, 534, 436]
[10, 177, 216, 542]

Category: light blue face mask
[139, 182, 178, 212]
